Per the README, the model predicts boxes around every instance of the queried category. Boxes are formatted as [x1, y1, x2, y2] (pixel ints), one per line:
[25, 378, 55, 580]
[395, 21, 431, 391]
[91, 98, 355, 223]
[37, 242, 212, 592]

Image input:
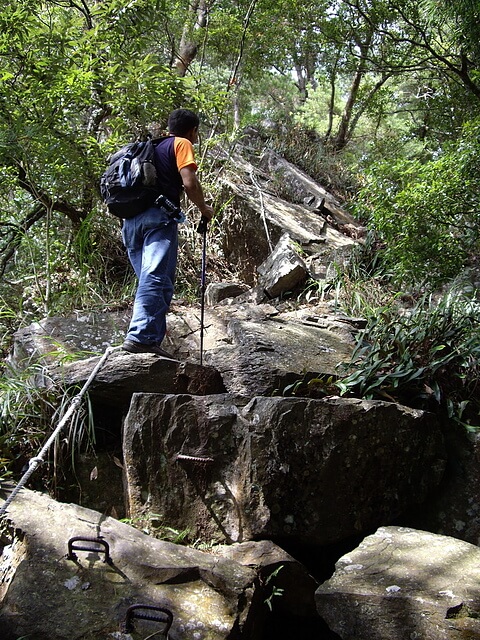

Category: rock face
[122, 393, 446, 546]
[402, 420, 480, 546]
[257, 149, 357, 228]
[0, 488, 261, 640]
[221, 172, 358, 285]
[169, 303, 358, 397]
[315, 526, 480, 640]
[257, 232, 308, 297]
[53, 349, 226, 410]
[12, 308, 480, 551]
[216, 147, 362, 285]
[11, 303, 358, 399]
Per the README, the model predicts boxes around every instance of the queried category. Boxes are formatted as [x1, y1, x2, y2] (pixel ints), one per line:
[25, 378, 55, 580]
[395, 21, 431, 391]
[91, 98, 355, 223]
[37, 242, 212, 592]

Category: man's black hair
[167, 109, 200, 137]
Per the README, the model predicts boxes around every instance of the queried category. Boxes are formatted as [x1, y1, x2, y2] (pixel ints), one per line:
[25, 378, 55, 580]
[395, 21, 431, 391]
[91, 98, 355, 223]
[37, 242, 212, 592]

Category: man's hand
[201, 204, 214, 220]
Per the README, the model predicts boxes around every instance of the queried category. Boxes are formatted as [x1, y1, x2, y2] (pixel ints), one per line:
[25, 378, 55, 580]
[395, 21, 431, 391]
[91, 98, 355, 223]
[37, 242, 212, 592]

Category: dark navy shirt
[154, 136, 197, 207]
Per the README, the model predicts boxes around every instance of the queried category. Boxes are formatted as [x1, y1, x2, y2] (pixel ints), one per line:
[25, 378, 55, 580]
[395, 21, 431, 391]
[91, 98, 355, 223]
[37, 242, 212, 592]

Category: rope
[250, 168, 273, 253]
[0, 345, 120, 516]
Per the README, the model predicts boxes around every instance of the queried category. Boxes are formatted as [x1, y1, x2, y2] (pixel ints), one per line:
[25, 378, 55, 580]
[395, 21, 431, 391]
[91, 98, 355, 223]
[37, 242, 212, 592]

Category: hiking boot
[122, 339, 175, 359]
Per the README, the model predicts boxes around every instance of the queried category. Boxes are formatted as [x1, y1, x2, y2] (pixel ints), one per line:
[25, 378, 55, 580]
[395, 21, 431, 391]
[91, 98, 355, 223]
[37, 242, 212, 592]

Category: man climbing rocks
[121, 108, 214, 357]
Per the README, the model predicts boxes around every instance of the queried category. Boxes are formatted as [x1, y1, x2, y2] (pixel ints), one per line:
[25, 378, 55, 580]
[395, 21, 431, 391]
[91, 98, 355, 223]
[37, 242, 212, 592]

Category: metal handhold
[67, 536, 112, 564]
[123, 604, 173, 635]
[175, 453, 214, 464]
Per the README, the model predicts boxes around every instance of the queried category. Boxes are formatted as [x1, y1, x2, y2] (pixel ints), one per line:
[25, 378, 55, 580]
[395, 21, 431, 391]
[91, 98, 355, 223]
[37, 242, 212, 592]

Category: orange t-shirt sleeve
[174, 137, 197, 171]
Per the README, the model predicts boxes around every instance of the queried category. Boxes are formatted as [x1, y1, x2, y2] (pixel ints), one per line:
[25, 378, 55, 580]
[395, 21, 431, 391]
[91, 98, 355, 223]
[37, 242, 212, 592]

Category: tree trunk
[174, 0, 209, 77]
[331, 31, 373, 151]
[324, 55, 340, 144]
[346, 73, 391, 141]
[294, 62, 308, 103]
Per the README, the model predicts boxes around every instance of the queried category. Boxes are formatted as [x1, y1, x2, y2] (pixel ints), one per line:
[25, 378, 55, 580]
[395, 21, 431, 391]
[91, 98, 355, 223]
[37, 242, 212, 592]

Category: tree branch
[17, 164, 86, 227]
[227, 0, 258, 91]
[0, 204, 46, 279]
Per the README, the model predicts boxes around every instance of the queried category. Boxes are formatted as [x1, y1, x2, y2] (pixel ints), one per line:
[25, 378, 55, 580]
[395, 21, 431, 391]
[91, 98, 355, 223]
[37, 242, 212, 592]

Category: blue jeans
[121, 206, 179, 345]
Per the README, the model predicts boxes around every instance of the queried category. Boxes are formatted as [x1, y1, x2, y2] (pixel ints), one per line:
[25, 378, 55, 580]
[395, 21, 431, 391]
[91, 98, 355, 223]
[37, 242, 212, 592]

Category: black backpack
[100, 138, 164, 218]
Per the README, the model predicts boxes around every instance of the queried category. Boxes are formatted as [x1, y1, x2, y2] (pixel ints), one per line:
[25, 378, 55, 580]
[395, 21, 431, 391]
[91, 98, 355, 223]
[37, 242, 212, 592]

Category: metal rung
[67, 536, 112, 564]
[123, 604, 173, 634]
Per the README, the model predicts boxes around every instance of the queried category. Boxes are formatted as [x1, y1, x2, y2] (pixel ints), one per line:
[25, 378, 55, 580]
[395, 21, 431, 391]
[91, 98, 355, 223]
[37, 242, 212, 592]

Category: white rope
[249, 168, 273, 253]
[0, 345, 120, 516]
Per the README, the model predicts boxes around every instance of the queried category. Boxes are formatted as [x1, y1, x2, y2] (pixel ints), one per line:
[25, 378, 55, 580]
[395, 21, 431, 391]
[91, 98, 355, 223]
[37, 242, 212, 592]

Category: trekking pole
[197, 216, 208, 366]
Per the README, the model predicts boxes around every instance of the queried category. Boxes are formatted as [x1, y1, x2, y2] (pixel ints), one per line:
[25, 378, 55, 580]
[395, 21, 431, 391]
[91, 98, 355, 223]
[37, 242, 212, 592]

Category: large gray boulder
[10, 311, 131, 364]
[169, 303, 358, 396]
[315, 526, 480, 640]
[122, 393, 446, 546]
[217, 149, 362, 284]
[402, 421, 480, 546]
[257, 232, 308, 297]
[0, 488, 256, 640]
[10, 303, 358, 399]
[51, 349, 226, 410]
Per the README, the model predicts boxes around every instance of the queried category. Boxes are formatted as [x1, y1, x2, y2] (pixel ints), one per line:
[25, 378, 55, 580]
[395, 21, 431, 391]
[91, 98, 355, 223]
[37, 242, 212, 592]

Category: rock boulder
[10, 303, 358, 399]
[122, 393, 446, 546]
[0, 488, 254, 640]
[316, 526, 480, 640]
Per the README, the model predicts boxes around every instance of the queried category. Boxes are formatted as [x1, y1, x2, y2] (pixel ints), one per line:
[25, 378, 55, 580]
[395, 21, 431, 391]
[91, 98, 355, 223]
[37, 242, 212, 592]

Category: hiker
[121, 108, 214, 357]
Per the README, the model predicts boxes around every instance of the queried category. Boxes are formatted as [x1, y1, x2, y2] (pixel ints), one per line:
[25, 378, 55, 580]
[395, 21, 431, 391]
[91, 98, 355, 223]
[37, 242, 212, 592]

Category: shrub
[336, 283, 480, 431]
[353, 118, 480, 286]
[0, 360, 95, 491]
